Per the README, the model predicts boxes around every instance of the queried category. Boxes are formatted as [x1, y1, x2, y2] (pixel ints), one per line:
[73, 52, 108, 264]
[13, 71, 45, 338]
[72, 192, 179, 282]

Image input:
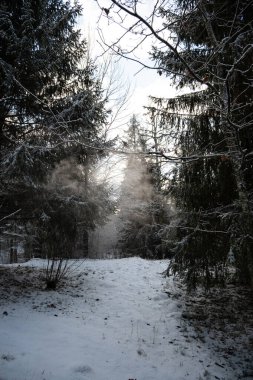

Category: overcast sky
[77, 1, 179, 185]
[78, 1, 180, 121]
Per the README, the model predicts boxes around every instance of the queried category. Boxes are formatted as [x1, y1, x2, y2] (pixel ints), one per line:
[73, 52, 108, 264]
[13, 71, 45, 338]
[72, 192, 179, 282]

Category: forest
[0, 0, 253, 379]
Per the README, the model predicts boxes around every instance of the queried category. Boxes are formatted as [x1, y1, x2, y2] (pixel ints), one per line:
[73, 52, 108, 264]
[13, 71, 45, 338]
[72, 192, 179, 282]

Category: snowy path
[0, 258, 236, 380]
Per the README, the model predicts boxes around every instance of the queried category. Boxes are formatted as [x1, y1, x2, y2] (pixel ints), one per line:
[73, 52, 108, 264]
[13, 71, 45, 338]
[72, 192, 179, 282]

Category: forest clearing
[1, 1, 253, 378]
[0, 258, 252, 380]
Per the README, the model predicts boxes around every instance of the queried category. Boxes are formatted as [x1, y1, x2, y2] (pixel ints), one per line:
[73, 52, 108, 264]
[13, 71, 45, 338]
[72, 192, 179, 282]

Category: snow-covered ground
[0, 258, 252, 380]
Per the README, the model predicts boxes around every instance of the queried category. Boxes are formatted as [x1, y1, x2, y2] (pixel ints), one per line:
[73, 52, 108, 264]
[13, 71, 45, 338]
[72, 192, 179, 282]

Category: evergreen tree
[0, 0, 113, 260]
[149, 0, 253, 286]
[118, 116, 172, 258]
[104, 0, 253, 286]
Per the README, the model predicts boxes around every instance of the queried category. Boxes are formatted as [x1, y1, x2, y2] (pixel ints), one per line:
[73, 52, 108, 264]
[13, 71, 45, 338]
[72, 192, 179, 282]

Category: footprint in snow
[74, 365, 93, 375]
[1, 354, 15, 361]
[137, 348, 147, 357]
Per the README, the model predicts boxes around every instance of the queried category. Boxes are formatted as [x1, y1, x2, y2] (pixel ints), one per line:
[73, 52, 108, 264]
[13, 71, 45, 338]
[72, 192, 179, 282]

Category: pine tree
[103, 0, 253, 285]
[118, 116, 172, 258]
[0, 0, 113, 261]
[92, 0, 253, 285]
[149, 0, 253, 286]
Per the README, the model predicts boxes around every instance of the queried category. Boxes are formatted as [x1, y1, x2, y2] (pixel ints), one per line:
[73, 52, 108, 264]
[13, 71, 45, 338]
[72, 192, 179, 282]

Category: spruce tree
[118, 116, 172, 258]
[103, 0, 253, 285]
[0, 0, 113, 260]
[149, 0, 253, 286]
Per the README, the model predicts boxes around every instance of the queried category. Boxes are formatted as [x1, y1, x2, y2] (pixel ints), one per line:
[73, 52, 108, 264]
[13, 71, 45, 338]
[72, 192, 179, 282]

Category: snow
[0, 258, 251, 380]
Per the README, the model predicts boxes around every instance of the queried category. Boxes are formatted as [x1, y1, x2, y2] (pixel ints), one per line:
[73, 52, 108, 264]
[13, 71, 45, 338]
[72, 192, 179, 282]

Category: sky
[77, 0, 181, 187]
[77, 0, 180, 122]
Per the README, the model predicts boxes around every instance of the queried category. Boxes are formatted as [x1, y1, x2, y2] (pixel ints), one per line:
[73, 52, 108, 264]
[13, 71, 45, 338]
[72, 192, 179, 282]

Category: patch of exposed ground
[165, 278, 253, 379]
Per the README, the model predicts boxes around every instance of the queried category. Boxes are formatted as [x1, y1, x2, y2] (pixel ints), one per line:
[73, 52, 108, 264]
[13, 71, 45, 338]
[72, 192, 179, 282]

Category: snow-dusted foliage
[0, 0, 114, 262]
[99, 0, 253, 287]
[147, 0, 253, 287]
